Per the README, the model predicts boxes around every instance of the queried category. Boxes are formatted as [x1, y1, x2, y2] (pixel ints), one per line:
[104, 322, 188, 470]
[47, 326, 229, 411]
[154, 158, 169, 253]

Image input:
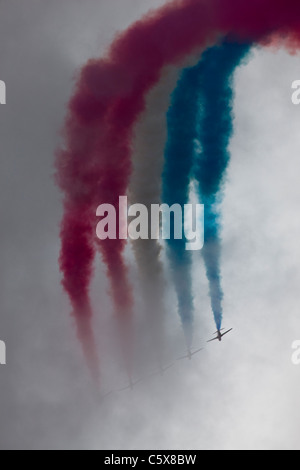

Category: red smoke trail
[57, 0, 300, 373]
[57, 123, 100, 379]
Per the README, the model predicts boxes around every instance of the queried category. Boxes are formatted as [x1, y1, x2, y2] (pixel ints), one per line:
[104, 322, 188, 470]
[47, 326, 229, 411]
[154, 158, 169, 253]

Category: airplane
[98, 390, 114, 401]
[117, 376, 142, 392]
[177, 347, 203, 361]
[207, 328, 233, 343]
[148, 362, 174, 378]
[91, 386, 114, 404]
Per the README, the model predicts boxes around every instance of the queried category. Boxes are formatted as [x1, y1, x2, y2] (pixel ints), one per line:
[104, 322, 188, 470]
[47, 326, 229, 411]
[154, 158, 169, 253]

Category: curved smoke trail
[163, 41, 251, 342]
[130, 54, 202, 355]
[163, 61, 204, 348]
[56, 0, 300, 373]
[194, 41, 252, 330]
[56, 121, 100, 380]
[130, 65, 181, 354]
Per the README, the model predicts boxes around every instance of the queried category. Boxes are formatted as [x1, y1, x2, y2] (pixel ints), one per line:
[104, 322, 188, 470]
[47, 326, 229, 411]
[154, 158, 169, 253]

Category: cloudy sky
[0, 0, 300, 450]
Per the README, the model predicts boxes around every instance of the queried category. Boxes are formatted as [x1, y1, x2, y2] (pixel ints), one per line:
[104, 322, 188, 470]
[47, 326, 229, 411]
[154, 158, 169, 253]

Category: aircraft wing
[150, 363, 175, 377]
[117, 385, 130, 392]
[207, 337, 218, 343]
[191, 348, 203, 356]
[221, 328, 233, 337]
[133, 378, 142, 386]
[176, 354, 188, 361]
[164, 363, 174, 372]
[117, 379, 141, 392]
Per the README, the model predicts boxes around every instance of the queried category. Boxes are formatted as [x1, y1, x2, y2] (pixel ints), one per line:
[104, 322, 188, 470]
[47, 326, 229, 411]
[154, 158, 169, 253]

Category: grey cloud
[0, 0, 300, 450]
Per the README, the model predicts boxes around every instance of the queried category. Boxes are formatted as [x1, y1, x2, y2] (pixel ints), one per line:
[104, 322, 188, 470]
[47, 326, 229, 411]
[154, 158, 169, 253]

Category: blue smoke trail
[163, 63, 203, 348]
[194, 41, 252, 331]
[163, 41, 252, 342]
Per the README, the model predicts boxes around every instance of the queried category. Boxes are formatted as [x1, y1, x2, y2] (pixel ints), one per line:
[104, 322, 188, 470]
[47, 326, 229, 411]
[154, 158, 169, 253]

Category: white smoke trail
[129, 53, 203, 359]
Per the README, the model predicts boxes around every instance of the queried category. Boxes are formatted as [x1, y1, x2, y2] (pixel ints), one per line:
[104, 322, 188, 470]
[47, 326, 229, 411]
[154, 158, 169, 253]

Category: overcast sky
[0, 0, 300, 450]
